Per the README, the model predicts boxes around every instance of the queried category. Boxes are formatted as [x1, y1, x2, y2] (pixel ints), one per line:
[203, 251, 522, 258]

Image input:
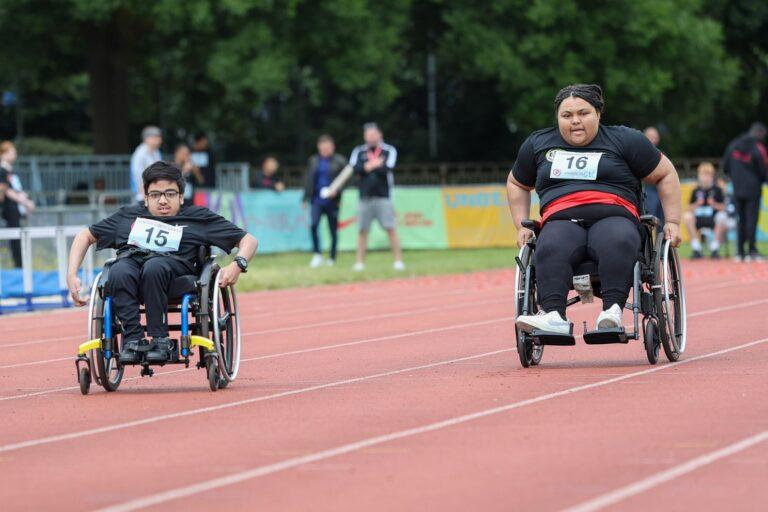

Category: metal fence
[11, 154, 718, 206]
[279, 157, 717, 187]
[14, 156, 251, 206]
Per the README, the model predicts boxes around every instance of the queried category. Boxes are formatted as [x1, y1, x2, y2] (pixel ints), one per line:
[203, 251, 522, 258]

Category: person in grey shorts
[349, 123, 404, 271]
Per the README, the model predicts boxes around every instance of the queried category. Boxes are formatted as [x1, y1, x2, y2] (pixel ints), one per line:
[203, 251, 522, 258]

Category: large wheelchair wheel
[653, 239, 687, 362]
[88, 273, 124, 392]
[514, 245, 543, 367]
[211, 269, 241, 385]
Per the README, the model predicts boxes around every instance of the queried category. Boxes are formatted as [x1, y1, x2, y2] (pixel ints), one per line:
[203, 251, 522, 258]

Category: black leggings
[535, 205, 641, 317]
[733, 196, 761, 257]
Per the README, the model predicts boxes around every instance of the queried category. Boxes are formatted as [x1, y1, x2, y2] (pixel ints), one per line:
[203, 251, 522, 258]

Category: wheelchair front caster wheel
[79, 367, 91, 395]
[207, 358, 219, 392]
[644, 319, 660, 365]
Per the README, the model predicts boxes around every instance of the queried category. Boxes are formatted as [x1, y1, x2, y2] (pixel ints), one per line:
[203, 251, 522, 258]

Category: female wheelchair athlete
[513, 214, 687, 367]
[75, 247, 241, 394]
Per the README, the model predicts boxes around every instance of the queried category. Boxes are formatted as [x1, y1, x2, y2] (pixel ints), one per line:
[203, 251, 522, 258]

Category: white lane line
[0, 356, 71, 370]
[0, 296, 511, 370]
[0, 285, 509, 349]
[4, 292, 768, 401]
[0, 317, 512, 402]
[0, 348, 513, 455]
[562, 430, 768, 512]
[96, 335, 768, 512]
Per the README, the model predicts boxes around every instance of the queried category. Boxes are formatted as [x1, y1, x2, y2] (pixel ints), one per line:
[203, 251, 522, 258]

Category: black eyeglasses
[146, 190, 180, 201]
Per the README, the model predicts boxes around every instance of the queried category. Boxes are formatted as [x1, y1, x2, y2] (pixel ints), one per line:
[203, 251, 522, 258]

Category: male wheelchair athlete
[75, 247, 241, 394]
[513, 214, 687, 367]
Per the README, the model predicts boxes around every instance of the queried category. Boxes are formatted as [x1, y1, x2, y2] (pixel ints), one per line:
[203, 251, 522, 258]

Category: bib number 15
[128, 217, 183, 253]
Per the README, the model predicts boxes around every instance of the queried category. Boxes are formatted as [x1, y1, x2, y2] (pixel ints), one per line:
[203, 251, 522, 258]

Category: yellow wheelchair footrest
[78, 339, 102, 356]
[190, 335, 214, 351]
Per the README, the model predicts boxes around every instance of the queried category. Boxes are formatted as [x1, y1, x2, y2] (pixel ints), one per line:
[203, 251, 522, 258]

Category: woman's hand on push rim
[517, 227, 535, 248]
[663, 222, 681, 248]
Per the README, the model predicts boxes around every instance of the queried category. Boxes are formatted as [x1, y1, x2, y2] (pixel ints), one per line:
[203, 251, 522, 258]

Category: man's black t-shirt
[689, 185, 725, 220]
[89, 204, 247, 272]
[251, 170, 281, 190]
[0, 167, 21, 221]
[512, 125, 662, 212]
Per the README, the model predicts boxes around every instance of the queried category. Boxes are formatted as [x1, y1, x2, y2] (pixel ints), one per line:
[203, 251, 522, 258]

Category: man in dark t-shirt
[67, 162, 258, 364]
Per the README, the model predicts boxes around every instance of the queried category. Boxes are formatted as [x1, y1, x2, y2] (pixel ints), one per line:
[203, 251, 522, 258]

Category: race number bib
[695, 206, 714, 218]
[127, 218, 184, 253]
[550, 151, 603, 180]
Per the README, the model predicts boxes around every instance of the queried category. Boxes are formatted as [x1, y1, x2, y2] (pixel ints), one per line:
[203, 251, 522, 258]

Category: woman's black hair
[142, 161, 185, 195]
[554, 84, 605, 114]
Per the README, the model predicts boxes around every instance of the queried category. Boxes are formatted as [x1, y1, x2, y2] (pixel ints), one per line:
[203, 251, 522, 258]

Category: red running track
[0, 261, 767, 511]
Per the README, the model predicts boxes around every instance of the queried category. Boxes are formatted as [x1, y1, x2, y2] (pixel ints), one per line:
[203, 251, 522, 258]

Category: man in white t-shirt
[130, 126, 163, 202]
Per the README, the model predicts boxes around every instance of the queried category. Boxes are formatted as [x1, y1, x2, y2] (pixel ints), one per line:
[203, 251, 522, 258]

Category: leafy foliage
[0, 0, 764, 160]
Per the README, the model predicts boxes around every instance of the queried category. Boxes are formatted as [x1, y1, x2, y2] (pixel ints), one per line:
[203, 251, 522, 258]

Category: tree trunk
[86, 14, 131, 154]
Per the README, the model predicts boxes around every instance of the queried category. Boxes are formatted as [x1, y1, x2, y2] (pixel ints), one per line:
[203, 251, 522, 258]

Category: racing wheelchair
[514, 215, 687, 367]
[75, 247, 241, 394]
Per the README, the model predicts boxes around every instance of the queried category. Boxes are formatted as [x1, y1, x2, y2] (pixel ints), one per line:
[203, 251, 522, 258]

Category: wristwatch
[234, 256, 248, 273]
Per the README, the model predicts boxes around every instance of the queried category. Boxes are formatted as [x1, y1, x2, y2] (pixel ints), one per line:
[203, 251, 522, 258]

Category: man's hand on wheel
[218, 262, 242, 287]
[517, 227, 535, 248]
[67, 274, 87, 307]
[663, 222, 682, 248]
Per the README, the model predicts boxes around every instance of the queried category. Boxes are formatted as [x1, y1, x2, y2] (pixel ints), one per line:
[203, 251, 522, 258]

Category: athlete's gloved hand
[218, 262, 242, 287]
[67, 274, 88, 307]
[517, 227, 535, 248]
[663, 222, 681, 248]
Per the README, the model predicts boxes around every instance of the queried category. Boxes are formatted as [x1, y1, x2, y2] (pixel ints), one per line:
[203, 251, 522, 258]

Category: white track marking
[0, 356, 71, 370]
[562, 430, 768, 512]
[0, 317, 512, 402]
[96, 336, 768, 512]
[3, 294, 768, 401]
[1, 272, 764, 348]
[0, 285, 509, 348]
[0, 297, 510, 370]
[0, 349, 513, 454]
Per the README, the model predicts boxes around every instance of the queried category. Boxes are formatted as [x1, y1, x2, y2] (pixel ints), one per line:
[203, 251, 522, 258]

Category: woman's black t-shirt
[89, 204, 247, 271]
[511, 125, 661, 212]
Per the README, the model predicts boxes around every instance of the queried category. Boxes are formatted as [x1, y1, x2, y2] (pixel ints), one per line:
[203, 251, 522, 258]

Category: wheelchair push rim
[514, 245, 543, 367]
[212, 270, 241, 383]
[655, 239, 687, 360]
[87, 271, 123, 392]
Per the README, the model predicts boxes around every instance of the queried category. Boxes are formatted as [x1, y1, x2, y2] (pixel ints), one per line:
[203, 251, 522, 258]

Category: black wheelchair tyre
[79, 367, 91, 395]
[643, 318, 660, 365]
[515, 245, 544, 367]
[207, 357, 219, 392]
[653, 238, 686, 362]
[89, 277, 124, 392]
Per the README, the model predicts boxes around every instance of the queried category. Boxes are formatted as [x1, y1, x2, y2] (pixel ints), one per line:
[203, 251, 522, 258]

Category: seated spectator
[174, 143, 204, 200]
[252, 156, 285, 191]
[683, 162, 728, 259]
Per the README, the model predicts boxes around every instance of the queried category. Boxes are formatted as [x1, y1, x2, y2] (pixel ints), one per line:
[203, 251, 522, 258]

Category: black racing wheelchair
[514, 215, 687, 367]
[75, 247, 241, 393]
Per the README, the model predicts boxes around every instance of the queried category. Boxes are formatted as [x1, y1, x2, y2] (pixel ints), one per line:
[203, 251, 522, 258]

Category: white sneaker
[393, 260, 405, 271]
[515, 310, 572, 335]
[353, 262, 365, 272]
[325, 258, 335, 267]
[309, 254, 323, 268]
[596, 304, 623, 329]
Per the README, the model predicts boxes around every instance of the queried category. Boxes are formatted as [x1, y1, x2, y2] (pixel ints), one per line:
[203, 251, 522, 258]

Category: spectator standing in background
[130, 126, 162, 202]
[643, 126, 665, 225]
[0, 141, 35, 267]
[191, 132, 215, 187]
[302, 135, 348, 267]
[721, 122, 768, 261]
[349, 122, 404, 271]
[174, 143, 204, 201]
[252, 156, 285, 191]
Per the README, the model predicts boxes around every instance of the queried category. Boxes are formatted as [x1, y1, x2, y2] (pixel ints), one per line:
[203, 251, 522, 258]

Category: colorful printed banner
[195, 184, 768, 254]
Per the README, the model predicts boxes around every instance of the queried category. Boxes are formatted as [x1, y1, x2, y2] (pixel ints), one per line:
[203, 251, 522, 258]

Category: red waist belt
[540, 191, 639, 224]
